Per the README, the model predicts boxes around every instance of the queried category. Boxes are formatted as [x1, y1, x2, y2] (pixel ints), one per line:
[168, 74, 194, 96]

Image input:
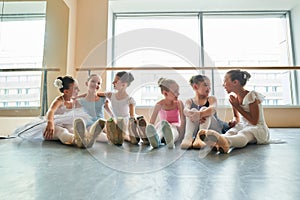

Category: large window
[203, 13, 294, 105]
[110, 13, 201, 106]
[0, 1, 46, 108]
[111, 12, 296, 106]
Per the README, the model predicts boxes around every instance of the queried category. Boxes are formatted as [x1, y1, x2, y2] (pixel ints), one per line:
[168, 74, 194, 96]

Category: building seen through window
[110, 12, 295, 106]
[0, 1, 46, 109]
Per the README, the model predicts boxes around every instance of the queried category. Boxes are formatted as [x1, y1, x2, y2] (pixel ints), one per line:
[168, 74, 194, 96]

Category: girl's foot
[146, 124, 160, 148]
[106, 118, 123, 146]
[205, 130, 230, 153]
[162, 121, 174, 149]
[86, 118, 106, 148]
[73, 118, 86, 148]
[180, 135, 194, 149]
[192, 130, 207, 149]
[137, 116, 150, 145]
[128, 117, 140, 145]
[116, 118, 125, 145]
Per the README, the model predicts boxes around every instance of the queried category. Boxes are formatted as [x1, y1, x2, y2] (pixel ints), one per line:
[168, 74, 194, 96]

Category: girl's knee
[225, 131, 237, 136]
[190, 108, 198, 112]
[161, 120, 170, 127]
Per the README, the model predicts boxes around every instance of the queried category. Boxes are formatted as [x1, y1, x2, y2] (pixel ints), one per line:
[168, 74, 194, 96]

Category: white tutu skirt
[13, 108, 92, 140]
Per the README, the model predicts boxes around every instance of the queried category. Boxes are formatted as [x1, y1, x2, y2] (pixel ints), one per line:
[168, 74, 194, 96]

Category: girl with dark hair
[180, 75, 231, 149]
[105, 71, 147, 145]
[202, 70, 270, 153]
[14, 76, 95, 148]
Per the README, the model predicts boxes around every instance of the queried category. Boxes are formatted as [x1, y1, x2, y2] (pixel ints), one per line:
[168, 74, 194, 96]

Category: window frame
[110, 11, 299, 107]
[0, 1, 46, 113]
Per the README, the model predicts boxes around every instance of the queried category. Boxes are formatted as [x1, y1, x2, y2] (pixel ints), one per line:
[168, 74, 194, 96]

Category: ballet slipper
[198, 129, 207, 141]
[212, 145, 219, 152]
[116, 118, 125, 145]
[128, 117, 140, 145]
[146, 124, 160, 148]
[86, 118, 106, 148]
[180, 133, 194, 149]
[137, 116, 150, 145]
[181, 129, 195, 149]
[192, 130, 207, 149]
[106, 118, 115, 144]
[106, 118, 123, 146]
[73, 118, 86, 148]
[206, 130, 230, 153]
[162, 121, 174, 149]
[180, 137, 194, 149]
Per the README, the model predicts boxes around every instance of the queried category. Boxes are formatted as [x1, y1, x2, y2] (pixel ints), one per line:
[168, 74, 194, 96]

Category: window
[203, 13, 294, 105]
[110, 11, 295, 106]
[109, 13, 200, 106]
[0, 1, 46, 109]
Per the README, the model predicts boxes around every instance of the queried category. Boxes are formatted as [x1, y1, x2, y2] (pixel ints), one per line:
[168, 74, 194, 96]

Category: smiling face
[64, 81, 80, 99]
[87, 75, 102, 92]
[112, 75, 126, 90]
[72, 81, 80, 98]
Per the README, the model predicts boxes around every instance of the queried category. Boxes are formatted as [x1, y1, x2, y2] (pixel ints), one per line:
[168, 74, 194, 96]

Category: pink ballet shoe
[206, 130, 230, 153]
[192, 130, 207, 149]
[180, 137, 194, 149]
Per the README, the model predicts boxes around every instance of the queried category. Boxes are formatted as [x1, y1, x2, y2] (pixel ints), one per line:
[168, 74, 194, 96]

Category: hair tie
[54, 79, 63, 89]
[243, 73, 247, 79]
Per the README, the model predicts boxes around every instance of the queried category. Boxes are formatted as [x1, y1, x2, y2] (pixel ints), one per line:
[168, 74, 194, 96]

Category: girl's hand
[228, 120, 237, 128]
[229, 94, 239, 108]
[43, 121, 54, 140]
[189, 110, 200, 122]
[185, 110, 193, 117]
[199, 117, 207, 124]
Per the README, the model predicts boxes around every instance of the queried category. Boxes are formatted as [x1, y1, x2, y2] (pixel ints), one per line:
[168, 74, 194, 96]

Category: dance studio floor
[0, 128, 299, 200]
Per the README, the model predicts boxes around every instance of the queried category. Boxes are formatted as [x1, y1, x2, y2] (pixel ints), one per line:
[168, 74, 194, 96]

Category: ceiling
[109, 0, 300, 12]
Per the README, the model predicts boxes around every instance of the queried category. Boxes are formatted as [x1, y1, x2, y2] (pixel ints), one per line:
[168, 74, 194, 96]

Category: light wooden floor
[0, 128, 299, 200]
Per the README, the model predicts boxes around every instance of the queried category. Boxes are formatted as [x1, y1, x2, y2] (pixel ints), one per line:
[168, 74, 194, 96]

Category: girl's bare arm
[43, 97, 62, 139]
[149, 103, 161, 124]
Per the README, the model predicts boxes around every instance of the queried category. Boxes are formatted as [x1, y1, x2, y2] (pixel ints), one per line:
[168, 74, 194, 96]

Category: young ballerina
[145, 78, 186, 149]
[75, 74, 114, 147]
[202, 69, 270, 153]
[105, 71, 146, 145]
[14, 76, 104, 148]
[181, 75, 231, 149]
[44, 76, 105, 148]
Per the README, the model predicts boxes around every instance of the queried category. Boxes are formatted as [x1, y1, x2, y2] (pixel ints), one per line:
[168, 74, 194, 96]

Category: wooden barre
[0, 68, 60, 72]
[76, 66, 300, 71]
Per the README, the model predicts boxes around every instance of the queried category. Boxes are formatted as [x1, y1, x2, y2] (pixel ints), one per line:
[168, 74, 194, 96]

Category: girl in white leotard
[14, 76, 92, 148]
[105, 71, 142, 145]
[203, 69, 270, 153]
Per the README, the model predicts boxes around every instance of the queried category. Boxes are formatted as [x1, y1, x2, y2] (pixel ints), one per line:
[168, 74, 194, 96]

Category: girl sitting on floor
[75, 74, 114, 147]
[145, 78, 186, 149]
[181, 75, 232, 149]
[14, 76, 98, 148]
[203, 69, 270, 153]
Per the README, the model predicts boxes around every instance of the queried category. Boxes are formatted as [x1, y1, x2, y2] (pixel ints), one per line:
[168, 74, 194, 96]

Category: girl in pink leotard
[145, 78, 185, 149]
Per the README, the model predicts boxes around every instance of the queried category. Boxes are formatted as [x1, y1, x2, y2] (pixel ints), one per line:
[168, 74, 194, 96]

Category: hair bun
[54, 79, 63, 89]
[158, 77, 166, 86]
